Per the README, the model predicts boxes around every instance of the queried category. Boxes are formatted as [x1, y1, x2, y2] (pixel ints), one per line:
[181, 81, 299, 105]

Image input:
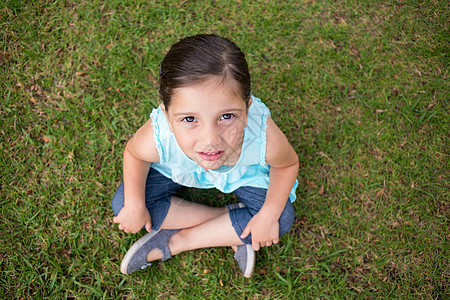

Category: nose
[199, 123, 223, 146]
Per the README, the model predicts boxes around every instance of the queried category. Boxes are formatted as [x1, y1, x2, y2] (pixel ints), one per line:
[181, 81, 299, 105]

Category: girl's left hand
[240, 212, 279, 251]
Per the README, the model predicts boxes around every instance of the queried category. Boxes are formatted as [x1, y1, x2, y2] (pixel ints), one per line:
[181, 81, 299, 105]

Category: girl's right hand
[113, 205, 152, 233]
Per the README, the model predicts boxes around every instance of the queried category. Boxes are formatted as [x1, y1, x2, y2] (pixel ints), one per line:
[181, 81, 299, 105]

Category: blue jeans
[112, 168, 295, 244]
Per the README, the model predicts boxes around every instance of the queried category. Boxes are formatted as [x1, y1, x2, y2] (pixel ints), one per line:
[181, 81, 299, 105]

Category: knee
[278, 200, 295, 237]
[111, 182, 125, 216]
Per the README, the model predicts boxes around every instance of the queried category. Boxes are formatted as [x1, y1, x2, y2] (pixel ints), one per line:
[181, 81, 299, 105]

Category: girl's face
[162, 78, 251, 170]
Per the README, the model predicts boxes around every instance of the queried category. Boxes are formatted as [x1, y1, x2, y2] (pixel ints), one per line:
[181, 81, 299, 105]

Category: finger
[145, 220, 152, 232]
[240, 226, 250, 239]
[273, 238, 279, 244]
[113, 216, 118, 223]
[265, 241, 272, 247]
[252, 237, 260, 251]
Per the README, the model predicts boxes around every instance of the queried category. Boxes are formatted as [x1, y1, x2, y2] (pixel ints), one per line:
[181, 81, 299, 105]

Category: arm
[113, 118, 160, 233]
[241, 116, 299, 250]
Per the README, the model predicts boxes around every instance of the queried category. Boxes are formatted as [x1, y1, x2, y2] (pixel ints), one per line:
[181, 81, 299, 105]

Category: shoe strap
[160, 245, 172, 261]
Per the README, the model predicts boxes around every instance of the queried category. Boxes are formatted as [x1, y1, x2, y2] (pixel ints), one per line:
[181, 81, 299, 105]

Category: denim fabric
[112, 168, 182, 231]
[230, 186, 295, 244]
[112, 169, 295, 240]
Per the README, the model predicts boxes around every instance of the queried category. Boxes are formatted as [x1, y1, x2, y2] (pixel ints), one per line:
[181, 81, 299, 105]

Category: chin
[197, 159, 224, 170]
[201, 163, 223, 170]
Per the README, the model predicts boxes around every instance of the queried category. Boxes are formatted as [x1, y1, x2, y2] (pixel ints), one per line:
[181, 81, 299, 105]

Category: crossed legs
[146, 196, 244, 262]
[112, 168, 295, 264]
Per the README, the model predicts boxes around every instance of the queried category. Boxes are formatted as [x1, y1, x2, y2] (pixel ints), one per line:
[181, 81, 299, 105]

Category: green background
[1, 0, 448, 298]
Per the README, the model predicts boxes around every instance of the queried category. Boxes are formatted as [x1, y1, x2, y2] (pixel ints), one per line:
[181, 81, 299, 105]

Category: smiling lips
[198, 151, 225, 161]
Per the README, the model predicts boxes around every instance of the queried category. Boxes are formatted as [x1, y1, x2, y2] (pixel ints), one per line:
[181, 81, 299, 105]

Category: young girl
[112, 34, 298, 277]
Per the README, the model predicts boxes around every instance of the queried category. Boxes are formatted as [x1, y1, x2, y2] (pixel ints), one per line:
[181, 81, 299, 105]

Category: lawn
[1, 0, 448, 298]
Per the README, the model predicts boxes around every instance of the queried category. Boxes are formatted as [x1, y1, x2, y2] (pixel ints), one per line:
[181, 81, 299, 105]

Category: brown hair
[159, 34, 251, 110]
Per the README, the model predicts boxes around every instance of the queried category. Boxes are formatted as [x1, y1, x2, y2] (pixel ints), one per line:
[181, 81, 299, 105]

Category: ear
[242, 97, 253, 128]
[161, 103, 174, 133]
[247, 97, 253, 110]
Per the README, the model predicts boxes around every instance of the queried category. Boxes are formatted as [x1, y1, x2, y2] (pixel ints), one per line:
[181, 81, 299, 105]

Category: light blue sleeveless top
[149, 95, 297, 202]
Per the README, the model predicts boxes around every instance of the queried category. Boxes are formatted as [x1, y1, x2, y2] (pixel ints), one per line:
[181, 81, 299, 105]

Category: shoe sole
[120, 229, 160, 275]
[243, 244, 255, 278]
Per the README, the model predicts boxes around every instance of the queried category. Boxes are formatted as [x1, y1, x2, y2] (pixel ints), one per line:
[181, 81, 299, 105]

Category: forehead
[169, 77, 246, 109]
[172, 76, 246, 102]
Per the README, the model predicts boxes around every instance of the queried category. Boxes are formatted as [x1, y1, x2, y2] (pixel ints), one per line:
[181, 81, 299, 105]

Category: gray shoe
[234, 244, 255, 278]
[120, 229, 180, 275]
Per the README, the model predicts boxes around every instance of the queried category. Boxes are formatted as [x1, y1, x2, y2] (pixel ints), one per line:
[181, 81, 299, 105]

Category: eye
[220, 113, 235, 120]
[183, 116, 197, 123]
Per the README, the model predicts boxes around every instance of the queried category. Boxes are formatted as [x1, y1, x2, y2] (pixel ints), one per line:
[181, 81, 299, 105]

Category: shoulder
[126, 117, 160, 163]
[265, 116, 298, 167]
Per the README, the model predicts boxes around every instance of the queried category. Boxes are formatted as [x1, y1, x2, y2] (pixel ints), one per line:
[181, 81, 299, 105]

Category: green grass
[1, 0, 448, 298]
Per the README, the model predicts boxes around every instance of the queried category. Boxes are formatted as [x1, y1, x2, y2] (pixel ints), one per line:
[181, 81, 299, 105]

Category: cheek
[173, 128, 196, 149]
[223, 124, 245, 144]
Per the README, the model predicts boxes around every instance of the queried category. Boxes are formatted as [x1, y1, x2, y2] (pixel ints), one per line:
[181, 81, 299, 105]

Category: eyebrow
[173, 112, 197, 116]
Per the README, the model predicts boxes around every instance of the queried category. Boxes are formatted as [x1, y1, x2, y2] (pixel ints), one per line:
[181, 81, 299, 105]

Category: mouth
[198, 151, 225, 161]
